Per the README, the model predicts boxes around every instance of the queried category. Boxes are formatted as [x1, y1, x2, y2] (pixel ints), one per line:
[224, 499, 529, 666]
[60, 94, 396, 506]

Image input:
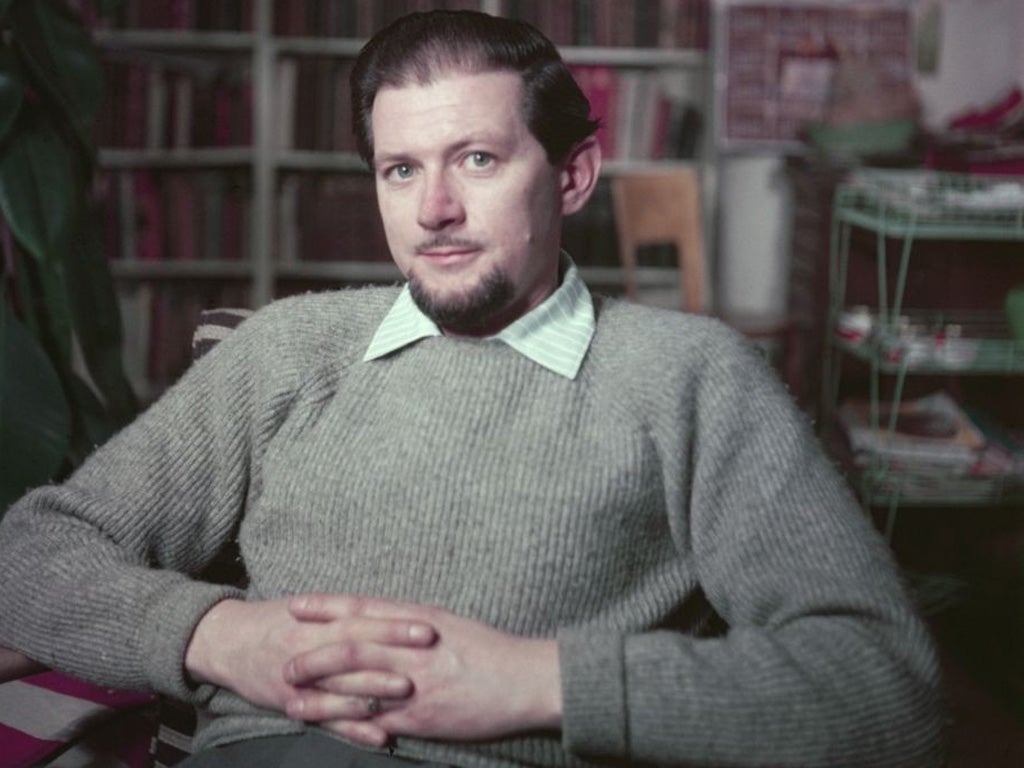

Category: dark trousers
[177, 732, 452, 768]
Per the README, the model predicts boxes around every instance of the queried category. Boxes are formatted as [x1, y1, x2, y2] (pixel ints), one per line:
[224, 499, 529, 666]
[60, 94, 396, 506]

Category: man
[0, 10, 943, 768]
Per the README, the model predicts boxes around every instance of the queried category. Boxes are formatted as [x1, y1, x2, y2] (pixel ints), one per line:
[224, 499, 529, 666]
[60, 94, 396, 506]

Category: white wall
[914, 0, 1023, 128]
[717, 155, 792, 316]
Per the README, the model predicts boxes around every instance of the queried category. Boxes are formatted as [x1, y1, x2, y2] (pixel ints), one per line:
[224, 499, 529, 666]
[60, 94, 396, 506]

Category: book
[570, 65, 618, 160]
[118, 283, 153, 400]
[117, 172, 137, 261]
[277, 174, 300, 264]
[134, 171, 164, 262]
[165, 172, 198, 261]
[275, 58, 298, 149]
[838, 392, 986, 469]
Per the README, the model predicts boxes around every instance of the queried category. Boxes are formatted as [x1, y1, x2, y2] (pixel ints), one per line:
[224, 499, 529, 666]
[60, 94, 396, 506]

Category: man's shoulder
[259, 284, 401, 321]
[205, 285, 401, 369]
[592, 295, 741, 356]
[244, 285, 401, 337]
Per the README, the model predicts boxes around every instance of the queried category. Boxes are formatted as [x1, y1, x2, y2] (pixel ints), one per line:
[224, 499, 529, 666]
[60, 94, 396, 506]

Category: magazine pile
[837, 391, 1024, 503]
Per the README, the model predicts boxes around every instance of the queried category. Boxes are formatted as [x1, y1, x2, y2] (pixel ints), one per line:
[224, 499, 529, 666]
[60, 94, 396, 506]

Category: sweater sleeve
[0, 305, 299, 703]
[560, 323, 945, 767]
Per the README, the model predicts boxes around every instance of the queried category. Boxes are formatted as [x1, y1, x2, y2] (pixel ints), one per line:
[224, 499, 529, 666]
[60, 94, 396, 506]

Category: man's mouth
[416, 240, 484, 264]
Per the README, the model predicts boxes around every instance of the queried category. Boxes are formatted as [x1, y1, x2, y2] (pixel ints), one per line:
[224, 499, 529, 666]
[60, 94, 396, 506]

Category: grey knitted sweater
[0, 287, 943, 767]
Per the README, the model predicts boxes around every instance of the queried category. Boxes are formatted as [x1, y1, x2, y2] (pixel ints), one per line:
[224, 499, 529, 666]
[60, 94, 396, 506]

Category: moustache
[415, 237, 484, 254]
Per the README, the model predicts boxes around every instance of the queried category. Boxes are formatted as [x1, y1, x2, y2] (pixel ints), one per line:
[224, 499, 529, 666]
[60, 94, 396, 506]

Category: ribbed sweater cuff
[140, 579, 245, 703]
[558, 627, 627, 759]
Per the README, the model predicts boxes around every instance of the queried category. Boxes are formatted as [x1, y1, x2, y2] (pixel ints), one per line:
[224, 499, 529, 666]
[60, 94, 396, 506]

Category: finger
[315, 671, 413, 698]
[285, 637, 374, 685]
[285, 690, 397, 723]
[323, 718, 390, 748]
[285, 637, 425, 687]
[303, 669, 413, 699]
[291, 601, 436, 647]
[290, 594, 440, 627]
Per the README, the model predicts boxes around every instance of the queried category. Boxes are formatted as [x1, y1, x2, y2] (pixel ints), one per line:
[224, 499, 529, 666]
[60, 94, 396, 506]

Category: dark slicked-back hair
[351, 10, 599, 166]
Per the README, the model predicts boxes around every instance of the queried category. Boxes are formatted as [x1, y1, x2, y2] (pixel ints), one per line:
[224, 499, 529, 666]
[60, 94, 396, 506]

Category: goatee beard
[408, 269, 514, 336]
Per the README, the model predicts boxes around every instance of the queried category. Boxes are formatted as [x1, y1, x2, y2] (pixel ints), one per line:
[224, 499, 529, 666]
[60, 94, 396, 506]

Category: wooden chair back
[610, 167, 707, 314]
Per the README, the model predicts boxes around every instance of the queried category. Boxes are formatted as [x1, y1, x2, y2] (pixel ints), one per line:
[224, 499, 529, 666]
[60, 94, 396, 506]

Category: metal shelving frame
[823, 170, 1024, 539]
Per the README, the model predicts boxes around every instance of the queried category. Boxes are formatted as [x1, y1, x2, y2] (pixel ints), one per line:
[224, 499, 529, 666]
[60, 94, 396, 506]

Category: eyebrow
[374, 132, 509, 168]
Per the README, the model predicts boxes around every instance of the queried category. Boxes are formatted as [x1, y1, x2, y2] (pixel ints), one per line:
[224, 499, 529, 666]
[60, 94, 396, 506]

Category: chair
[611, 167, 707, 313]
[610, 167, 797, 377]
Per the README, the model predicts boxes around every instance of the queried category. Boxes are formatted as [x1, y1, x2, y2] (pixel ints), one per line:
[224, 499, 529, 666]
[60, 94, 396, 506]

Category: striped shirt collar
[363, 255, 596, 380]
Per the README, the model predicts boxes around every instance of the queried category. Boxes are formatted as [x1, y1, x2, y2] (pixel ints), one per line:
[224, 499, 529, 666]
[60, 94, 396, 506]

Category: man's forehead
[374, 67, 522, 101]
[371, 70, 526, 157]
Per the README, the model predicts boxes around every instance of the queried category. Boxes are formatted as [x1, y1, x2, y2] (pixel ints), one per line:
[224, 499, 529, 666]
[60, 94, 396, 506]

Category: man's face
[371, 70, 564, 335]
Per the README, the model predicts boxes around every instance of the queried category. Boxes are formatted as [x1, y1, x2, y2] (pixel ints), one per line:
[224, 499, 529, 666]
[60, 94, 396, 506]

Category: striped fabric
[191, 308, 254, 360]
[149, 699, 196, 768]
[363, 255, 596, 380]
[0, 672, 153, 768]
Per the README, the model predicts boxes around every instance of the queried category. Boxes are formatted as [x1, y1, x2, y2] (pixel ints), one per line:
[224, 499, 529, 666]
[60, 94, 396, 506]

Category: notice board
[716, 1, 913, 149]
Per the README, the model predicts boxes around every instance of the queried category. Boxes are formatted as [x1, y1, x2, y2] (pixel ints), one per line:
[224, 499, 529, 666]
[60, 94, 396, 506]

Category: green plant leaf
[0, 297, 70, 515]
[0, 45, 25, 142]
[33, 244, 73, 368]
[9, 0, 103, 139]
[65, 371, 118, 465]
[0, 111, 75, 264]
[0, 0, 14, 21]
[65, 210, 138, 423]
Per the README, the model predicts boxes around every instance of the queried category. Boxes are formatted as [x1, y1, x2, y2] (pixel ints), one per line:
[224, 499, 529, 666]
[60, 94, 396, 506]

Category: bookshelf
[86, 0, 713, 398]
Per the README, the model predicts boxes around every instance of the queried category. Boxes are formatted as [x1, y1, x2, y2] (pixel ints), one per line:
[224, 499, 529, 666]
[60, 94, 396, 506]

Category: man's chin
[408, 270, 513, 335]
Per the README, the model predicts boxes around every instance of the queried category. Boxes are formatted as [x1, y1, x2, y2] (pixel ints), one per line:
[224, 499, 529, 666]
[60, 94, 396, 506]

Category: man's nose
[417, 172, 465, 230]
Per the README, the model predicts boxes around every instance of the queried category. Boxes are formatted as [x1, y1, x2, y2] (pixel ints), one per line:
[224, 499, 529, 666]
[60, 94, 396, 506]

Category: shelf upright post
[876, 212, 889, 326]
[821, 202, 852, 433]
[891, 225, 916, 323]
[251, 0, 275, 307]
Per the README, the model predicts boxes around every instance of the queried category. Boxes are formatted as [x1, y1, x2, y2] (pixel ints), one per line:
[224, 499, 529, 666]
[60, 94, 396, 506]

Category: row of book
[507, 0, 709, 49]
[276, 173, 390, 263]
[272, 0, 710, 49]
[275, 0, 481, 38]
[94, 55, 253, 149]
[275, 57, 356, 152]
[72, 0, 255, 31]
[98, 170, 252, 263]
[571, 65, 703, 161]
[118, 281, 252, 401]
[73, 0, 710, 49]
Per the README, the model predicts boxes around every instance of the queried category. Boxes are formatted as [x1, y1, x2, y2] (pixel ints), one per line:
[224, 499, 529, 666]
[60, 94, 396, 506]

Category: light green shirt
[363, 255, 596, 380]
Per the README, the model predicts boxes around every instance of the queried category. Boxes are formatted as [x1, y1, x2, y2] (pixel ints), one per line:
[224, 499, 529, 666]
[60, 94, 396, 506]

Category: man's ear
[559, 136, 602, 216]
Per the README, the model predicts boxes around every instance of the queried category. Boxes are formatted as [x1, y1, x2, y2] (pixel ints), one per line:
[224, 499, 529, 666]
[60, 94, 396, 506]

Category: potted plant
[0, 0, 136, 513]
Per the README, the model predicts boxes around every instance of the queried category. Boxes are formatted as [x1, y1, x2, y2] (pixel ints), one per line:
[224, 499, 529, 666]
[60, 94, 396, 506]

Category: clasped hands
[185, 594, 561, 748]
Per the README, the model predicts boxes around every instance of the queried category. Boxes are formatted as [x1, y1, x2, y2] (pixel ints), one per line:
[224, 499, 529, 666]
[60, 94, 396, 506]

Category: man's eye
[468, 152, 493, 168]
[389, 164, 413, 180]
